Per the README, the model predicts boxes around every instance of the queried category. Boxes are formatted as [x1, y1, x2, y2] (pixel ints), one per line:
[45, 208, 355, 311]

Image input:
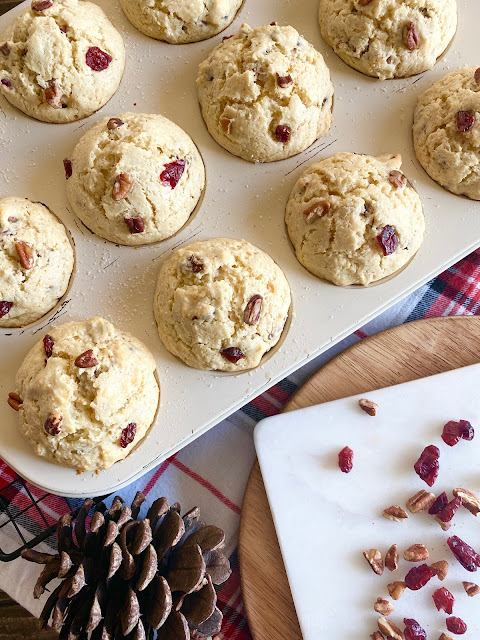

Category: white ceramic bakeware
[255, 363, 480, 639]
[0, 0, 479, 497]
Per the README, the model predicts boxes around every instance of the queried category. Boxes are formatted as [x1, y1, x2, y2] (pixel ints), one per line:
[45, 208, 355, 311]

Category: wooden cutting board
[238, 316, 480, 640]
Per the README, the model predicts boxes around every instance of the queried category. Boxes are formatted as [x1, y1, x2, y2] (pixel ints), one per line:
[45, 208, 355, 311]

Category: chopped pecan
[363, 549, 384, 575]
[220, 117, 232, 134]
[438, 635, 453, 640]
[15, 241, 34, 269]
[359, 398, 378, 416]
[44, 414, 62, 436]
[462, 581, 480, 597]
[406, 490, 436, 514]
[431, 560, 449, 581]
[383, 506, 408, 522]
[244, 295, 263, 325]
[377, 617, 404, 640]
[370, 634, 384, 640]
[404, 544, 429, 562]
[276, 73, 293, 88]
[387, 581, 406, 601]
[374, 598, 394, 616]
[403, 21, 419, 50]
[385, 544, 399, 572]
[75, 350, 98, 368]
[125, 217, 145, 234]
[186, 255, 204, 273]
[112, 173, 134, 200]
[7, 392, 22, 411]
[388, 170, 407, 189]
[303, 200, 330, 222]
[0, 43, 10, 56]
[453, 488, 480, 516]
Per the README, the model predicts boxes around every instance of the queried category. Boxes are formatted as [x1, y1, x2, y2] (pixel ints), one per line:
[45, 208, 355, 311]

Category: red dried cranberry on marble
[63, 158, 72, 180]
[338, 446, 354, 473]
[377, 225, 399, 256]
[275, 125, 291, 143]
[448, 536, 480, 572]
[433, 587, 455, 614]
[414, 444, 440, 487]
[404, 619, 426, 640]
[459, 419, 474, 440]
[0, 301, 13, 317]
[160, 159, 186, 189]
[405, 564, 438, 590]
[446, 617, 467, 635]
[85, 46, 112, 71]
[429, 491, 448, 515]
[437, 496, 462, 524]
[120, 423, 137, 448]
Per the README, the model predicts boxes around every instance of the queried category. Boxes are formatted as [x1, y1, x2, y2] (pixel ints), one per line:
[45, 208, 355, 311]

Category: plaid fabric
[2, 248, 480, 637]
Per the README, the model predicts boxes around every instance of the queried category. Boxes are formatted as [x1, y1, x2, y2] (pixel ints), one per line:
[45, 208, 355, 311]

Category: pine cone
[21, 492, 231, 639]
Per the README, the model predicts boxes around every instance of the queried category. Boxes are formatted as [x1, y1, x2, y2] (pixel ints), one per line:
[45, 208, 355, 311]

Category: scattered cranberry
[75, 350, 98, 368]
[160, 159, 186, 189]
[120, 423, 137, 448]
[377, 225, 399, 256]
[442, 419, 474, 445]
[405, 564, 438, 590]
[0, 301, 13, 317]
[275, 125, 291, 143]
[457, 110, 475, 132]
[446, 617, 467, 635]
[277, 74, 293, 88]
[0, 43, 10, 56]
[428, 491, 448, 515]
[404, 21, 419, 50]
[338, 446, 354, 473]
[414, 445, 440, 487]
[63, 158, 72, 180]
[475, 68, 480, 85]
[404, 619, 426, 640]
[437, 496, 462, 524]
[221, 347, 245, 364]
[85, 46, 112, 71]
[1, 78, 12, 89]
[433, 587, 455, 614]
[448, 536, 480, 572]
[43, 334, 54, 358]
[125, 217, 145, 234]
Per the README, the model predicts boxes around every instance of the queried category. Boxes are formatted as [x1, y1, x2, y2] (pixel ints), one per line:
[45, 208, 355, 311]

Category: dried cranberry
[0, 301, 13, 317]
[43, 334, 54, 358]
[377, 225, 399, 256]
[186, 255, 203, 273]
[433, 587, 455, 614]
[475, 68, 480, 85]
[405, 564, 438, 590]
[459, 419, 474, 440]
[31, 0, 53, 11]
[457, 110, 475, 132]
[120, 423, 137, 448]
[44, 415, 62, 436]
[1, 78, 12, 89]
[63, 158, 72, 180]
[446, 617, 467, 635]
[85, 46, 112, 71]
[75, 350, 99, 368]
[107, 117, 124, 130]
[414, 445, 440, 487]
[275, 125, 291, 143]
[160, 159, 186, 189]
[404, 619, 426, 640]
[448, 536, 480, 572]
[277, 74, 293, 88]
[437, 496, 462, 523]
[428, 491, 448, 514]
[442, 419, 474, 445]
[404, 21, 419, 51]
[338, 446, 354, 473]
[124, 217, 145, 234]
[221, 347, 245, 364]
[0, 43, 10, 56]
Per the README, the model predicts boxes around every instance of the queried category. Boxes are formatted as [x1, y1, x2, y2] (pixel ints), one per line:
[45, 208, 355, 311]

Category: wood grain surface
[239, 316, 480, 640]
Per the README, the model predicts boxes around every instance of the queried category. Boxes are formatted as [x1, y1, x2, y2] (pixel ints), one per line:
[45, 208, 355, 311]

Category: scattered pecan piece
[75, 350, 98, 368]
[86, 46, 112, 71]
[374, 598, 394, 616]
[44, 84, 62, 109]
[221, 347, 245, 364]
[371, 633, 384, 640]
[383, 506, 408, 522]
[406, 490, 436, 514]
[44, 415, 62, 436]
[358, 398, 378, 416]
[112, 173, 134, 200]
[63, 158, 72, 179]
[378, 617, 404, 640]
[43, 334, 54, 358]
[388, 581, 406, 601]
[363, 549, 384, 575]
[431, 560, 449, 581]
[403, 21, 419, 50]
[385, 545, 399, 572]
[7, 392, 22, 411]
[404, 544, 429, 562]
[276, 73, 293, 88]
[388, 170, 407, 189]
[453, 488, 480, 516]
[15, 241, 34, 269]
[275, 124, 291, 143]
[462, 581, 480, 597]
[0, 43, 10, 56]
[120, 423, 137, 448]
[125, 217, 145, 234]
[0, 301, 13, 317]
[457, 110, 475, 132]
[220, 117, 233, 134]
[303, 200, 330, 222]
[186, 255, 204, 273]
[107, 117, 124, 130]
[438, 635, 453, 640]
[31, 0, 53, 10]
[244, 295, 263, 325]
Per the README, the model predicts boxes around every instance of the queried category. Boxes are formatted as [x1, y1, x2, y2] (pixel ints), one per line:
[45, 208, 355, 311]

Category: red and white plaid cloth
[2, 248, 480, 637]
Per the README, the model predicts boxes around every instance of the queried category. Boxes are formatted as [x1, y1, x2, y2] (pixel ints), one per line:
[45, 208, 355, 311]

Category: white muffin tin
[0, 0, 478, 497]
